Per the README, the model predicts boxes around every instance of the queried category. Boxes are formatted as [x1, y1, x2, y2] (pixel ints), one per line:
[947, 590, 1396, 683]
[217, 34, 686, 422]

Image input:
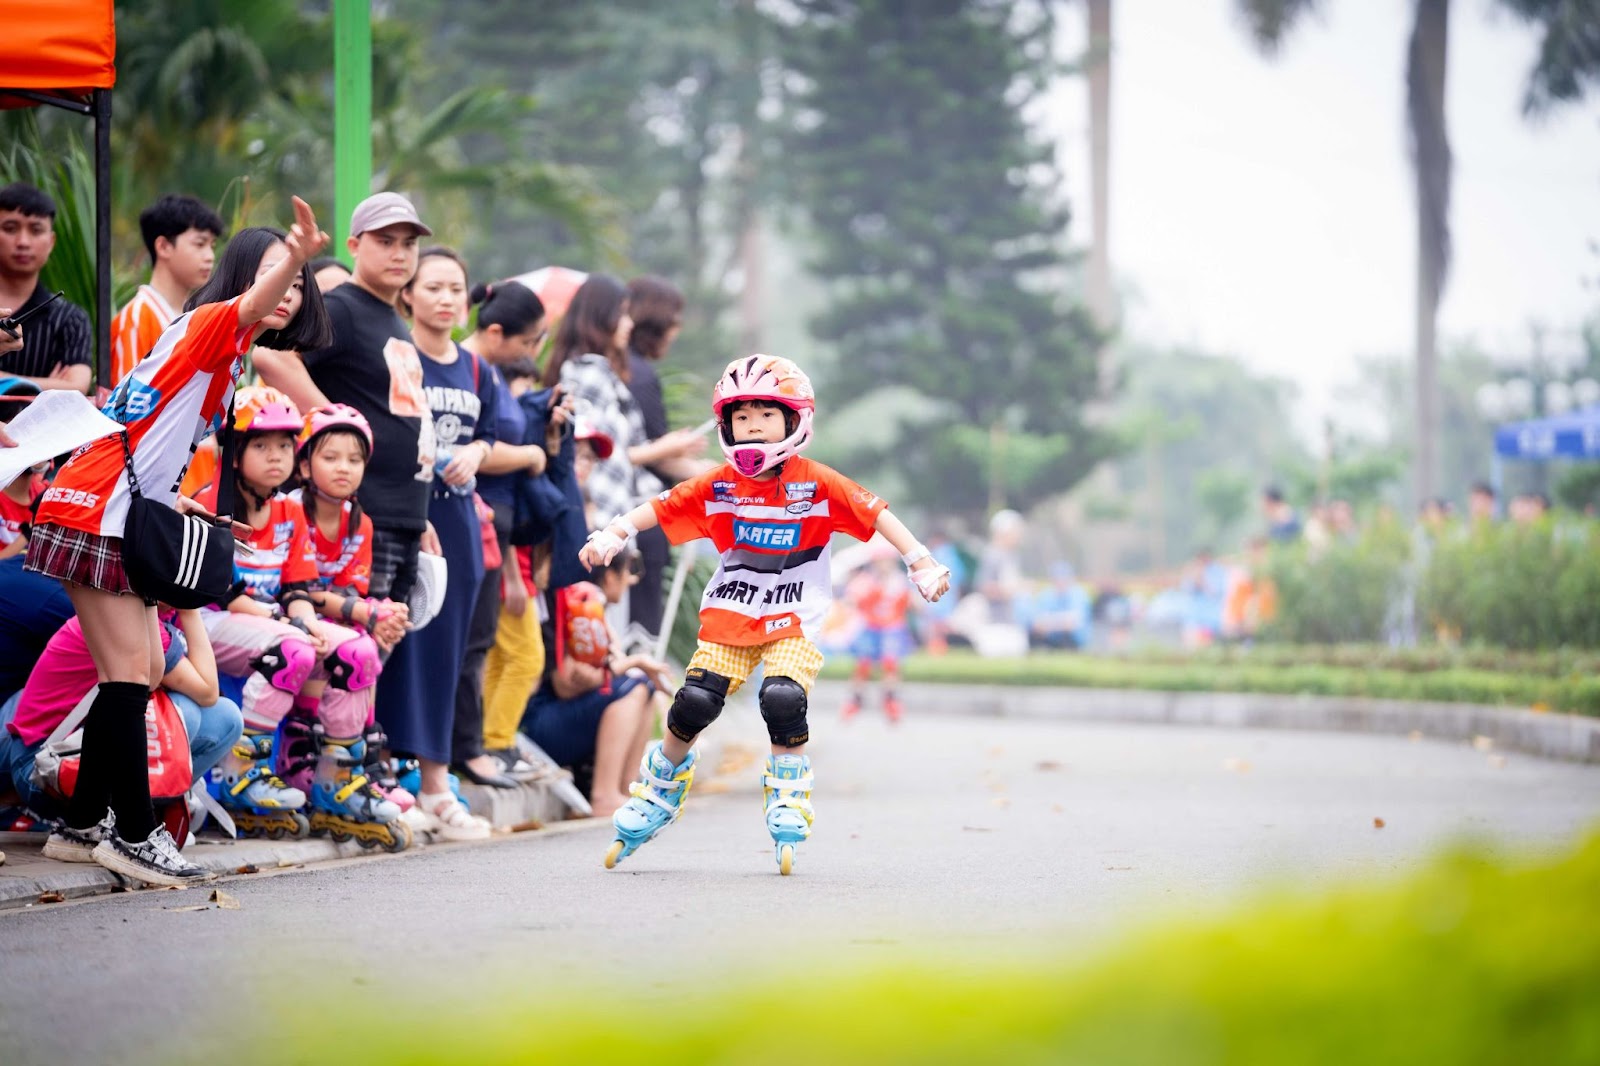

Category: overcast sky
[1046, 1, 1600, 436]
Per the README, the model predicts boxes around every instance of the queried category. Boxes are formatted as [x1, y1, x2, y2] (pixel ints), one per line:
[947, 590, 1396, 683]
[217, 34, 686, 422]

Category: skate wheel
[266, 823, 286, 840]
[778, 843, 794, 876]
[385, 821, 413, 853]
[291, 813, 311, 840]
[604, 839, 625, 869]
[330, 828, 351, 844]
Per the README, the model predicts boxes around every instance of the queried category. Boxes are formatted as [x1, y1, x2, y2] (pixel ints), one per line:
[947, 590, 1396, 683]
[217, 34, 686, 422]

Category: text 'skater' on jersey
[651, 457, 886, 647]
[34, 297, 252, 539]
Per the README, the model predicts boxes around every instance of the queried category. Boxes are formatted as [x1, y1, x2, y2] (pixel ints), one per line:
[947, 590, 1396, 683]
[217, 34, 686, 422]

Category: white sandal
[414, 791, 491, 842]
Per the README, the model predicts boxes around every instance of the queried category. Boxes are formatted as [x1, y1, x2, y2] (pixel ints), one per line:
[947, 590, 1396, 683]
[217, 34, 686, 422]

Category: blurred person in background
[0, 182, 91, 393]
[309, 257, 351, 294]
[1221, 538, 1278, 644]
[976, 509, 1027, 625]
[840, 545, 913, 722]
[1261, 485, 1301, 543]
[920, 527, 967, 654]
[1328, 498, 1357, 540]
[111, 194, 225, 387]
[624, 275, 709, 643]
[1468, 481, 1497, 525]
[1509, 491, 1550, 525]
[1022, 561, 1093, 650]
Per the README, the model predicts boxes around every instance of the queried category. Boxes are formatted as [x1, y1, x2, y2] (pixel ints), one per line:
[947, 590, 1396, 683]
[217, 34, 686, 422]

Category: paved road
[4, 709, 1600, 1065]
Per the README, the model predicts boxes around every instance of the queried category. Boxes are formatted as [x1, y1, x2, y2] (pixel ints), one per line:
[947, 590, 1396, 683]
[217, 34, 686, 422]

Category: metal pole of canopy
[332, 0, 372, 265]
[93, 88, 111, 392]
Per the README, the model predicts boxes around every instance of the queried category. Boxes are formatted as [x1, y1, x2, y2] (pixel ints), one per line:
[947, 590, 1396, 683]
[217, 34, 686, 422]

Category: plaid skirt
[24, 522, 135, 596]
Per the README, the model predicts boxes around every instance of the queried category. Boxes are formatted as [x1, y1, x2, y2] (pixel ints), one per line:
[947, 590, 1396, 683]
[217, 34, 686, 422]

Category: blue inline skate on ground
[308, 732, 412, 852]
[763, 754, 813, 875]
[209, 731, 311, 839]
[604, 743, 697, 869]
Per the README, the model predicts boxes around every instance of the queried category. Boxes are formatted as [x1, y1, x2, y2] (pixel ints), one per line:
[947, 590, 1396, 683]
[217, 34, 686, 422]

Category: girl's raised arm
[239, 197, 329, 330]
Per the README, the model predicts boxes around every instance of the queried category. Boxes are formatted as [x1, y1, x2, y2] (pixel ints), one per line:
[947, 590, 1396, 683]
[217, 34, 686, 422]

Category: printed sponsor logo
[784, 481, 816, 501]
[733, 520, 799, 549]
[765, 616, 794, 634]
[106, 379, 162, 422]
[852, 489, 880, 507]
[785, 501, 813, 515]
[707, 579, 804, 607]
[712, 480, 738, 501]
[40, 486, 100, 508]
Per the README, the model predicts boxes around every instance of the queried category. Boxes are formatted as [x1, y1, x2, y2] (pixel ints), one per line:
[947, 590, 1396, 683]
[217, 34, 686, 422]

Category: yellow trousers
[482, 601, 545, 750]
[685, 637, 824, 695]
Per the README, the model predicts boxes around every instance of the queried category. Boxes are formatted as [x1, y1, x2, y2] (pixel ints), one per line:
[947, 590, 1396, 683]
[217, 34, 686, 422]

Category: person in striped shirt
[0, 183, 92, 394]
[110, 195, 225, 387]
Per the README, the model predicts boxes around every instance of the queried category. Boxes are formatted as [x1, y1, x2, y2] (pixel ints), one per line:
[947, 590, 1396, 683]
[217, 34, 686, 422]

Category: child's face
[407, 256, 467, 333]
[575, 440, 598, 486]
[729, 403, 785, 444]
[239, 432, 297, 492]
[0, 209, 54, 276]
[254, 241, 303, 333]
[301, 431, 367, 499]
[314, 262, 351, 294]
[349, 225, 420, 293]
[161, 226, 217, 292]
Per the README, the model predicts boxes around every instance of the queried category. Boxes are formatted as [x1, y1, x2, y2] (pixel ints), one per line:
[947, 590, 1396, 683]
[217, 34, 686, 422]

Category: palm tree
[1237, 0, 1598, 503]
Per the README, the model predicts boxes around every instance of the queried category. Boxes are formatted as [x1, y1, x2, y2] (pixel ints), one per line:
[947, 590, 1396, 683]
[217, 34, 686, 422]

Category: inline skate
[604, 743, 697, 869]
[209, 731, 311, 839]
[763, 753, 813, 875]
[307, 730, 412, 852]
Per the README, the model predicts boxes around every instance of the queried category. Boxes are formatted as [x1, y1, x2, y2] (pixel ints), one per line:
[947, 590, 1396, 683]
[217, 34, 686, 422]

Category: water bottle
[434, 446, 476, 498]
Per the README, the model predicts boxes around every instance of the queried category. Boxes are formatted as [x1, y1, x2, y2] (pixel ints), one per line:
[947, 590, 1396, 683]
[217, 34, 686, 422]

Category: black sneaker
[43, 817, 111, 863]
[90, 814, 214, 887]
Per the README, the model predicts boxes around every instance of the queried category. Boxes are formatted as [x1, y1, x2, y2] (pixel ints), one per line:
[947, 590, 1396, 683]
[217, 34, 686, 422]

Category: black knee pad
[667, 668, 730, 743]
[759, 676, 810, 748]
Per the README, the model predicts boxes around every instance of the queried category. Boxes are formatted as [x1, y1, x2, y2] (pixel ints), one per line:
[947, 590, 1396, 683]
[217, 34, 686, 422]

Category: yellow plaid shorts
[686, 637, 825, 695]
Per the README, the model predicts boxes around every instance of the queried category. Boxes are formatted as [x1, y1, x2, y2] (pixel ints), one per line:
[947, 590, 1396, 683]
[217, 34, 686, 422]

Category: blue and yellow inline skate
[604, 743, 697, 869]
[209, 731, 311, 839]
[763, 754, 813, 875]
[308, 729, 413, 852]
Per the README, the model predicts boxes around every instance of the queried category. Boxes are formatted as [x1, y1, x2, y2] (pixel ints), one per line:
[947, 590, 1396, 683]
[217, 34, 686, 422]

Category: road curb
[813, 680, 1600, 763]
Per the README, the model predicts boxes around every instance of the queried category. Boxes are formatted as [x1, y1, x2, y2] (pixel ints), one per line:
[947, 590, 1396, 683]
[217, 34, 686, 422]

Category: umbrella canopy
[1, 0, 115, 105]
[1493, 404, 1600, 461]
[508, 265, 588, 320]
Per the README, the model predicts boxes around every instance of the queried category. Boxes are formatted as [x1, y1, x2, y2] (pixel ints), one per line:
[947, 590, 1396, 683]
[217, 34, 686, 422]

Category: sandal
[414, 791, 491, 842]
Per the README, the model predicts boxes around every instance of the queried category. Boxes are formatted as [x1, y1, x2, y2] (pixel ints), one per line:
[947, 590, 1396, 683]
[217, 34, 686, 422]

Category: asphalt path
[4, 707, 1599, 1065]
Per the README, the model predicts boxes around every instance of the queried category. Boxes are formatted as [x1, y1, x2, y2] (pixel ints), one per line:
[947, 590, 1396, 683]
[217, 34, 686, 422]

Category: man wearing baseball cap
[253, 191, 438, 606]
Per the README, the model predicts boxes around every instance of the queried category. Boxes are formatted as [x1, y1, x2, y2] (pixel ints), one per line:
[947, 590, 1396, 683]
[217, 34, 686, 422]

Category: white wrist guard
[911, 563, 951, 603]
[901, 543, 931, 567]
[584, 527, 626, 566]
[608, 515, 639, 540]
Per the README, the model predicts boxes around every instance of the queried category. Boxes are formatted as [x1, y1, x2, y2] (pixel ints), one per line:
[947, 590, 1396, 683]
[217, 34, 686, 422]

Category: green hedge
[241, 832, 1600, 1065]
[817, 650, 1600, 715]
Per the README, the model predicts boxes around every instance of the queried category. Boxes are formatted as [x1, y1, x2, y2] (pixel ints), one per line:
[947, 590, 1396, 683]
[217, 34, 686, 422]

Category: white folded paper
[0, 390, 124, 486]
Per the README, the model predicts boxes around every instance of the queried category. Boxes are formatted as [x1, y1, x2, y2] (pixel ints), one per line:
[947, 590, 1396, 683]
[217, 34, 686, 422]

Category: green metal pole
[332, 0, 372, 266]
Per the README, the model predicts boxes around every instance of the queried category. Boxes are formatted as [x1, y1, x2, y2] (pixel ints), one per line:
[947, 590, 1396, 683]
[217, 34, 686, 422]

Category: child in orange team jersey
[840, 547, 914, 723]
[579, 354, 950, 874]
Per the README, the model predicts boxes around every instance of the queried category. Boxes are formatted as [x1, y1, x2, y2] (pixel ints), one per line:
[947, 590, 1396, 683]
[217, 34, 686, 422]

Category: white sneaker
[414, 792, 491, 842]
[91, 813, 214, 887]
[43, 817, 111, 863]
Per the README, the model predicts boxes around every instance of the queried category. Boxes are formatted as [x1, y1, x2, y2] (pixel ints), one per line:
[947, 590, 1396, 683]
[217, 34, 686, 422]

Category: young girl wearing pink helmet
[580, 354, 951, 874]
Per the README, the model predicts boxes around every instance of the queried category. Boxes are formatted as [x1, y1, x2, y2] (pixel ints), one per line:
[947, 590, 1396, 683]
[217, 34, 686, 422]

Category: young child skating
[841, 546, 915, 723]
[579, 354, 950, 874]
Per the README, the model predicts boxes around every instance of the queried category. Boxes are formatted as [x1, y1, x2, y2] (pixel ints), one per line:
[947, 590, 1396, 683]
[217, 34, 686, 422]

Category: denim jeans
[0, 689, 242, 818]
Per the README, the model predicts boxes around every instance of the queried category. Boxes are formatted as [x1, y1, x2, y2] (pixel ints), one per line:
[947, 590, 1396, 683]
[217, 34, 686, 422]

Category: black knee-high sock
[67, 682, 157, 839]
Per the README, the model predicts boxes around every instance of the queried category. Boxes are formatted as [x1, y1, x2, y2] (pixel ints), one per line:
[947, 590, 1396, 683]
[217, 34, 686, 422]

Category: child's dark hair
[471, 279, 545, 338]
[298, 428, 368, 539]
[308, 256, 348, 276]
[185, 227, 332, 351]
[501, 356, 539, 385]
[0, 182, 55, 219]
[625, 275, 683, 361]
[138, 194, 225, 263]
[400, 246, 467, 317]
[544, 273, 629, 387]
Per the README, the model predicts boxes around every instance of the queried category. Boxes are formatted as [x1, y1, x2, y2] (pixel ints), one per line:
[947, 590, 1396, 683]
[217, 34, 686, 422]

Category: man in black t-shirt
[0, 183, 92, 394]
[254, 192, 436, 601]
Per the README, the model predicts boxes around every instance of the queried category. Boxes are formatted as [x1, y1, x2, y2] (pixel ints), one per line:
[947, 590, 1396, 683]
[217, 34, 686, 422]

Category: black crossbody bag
[118, 396, 238, 609]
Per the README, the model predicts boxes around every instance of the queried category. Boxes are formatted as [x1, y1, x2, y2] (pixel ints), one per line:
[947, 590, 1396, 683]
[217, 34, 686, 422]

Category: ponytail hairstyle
[186, 226, 332, 351]
[625, 275, 684, 362]
[470, 279, 545, 342]
[399, 245, 468, 318]
[543, 272, 629, 387]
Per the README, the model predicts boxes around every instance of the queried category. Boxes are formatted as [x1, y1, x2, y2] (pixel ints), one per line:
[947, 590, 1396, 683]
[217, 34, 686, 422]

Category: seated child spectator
[522, 549, 673, 818]
[0, 375, 43, 561]
[0, 608, 242, 844]
[1023, 561, 1093, 650]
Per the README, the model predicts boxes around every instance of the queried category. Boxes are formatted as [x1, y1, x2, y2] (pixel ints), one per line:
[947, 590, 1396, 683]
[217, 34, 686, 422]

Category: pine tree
[784, 0, 1106, 516]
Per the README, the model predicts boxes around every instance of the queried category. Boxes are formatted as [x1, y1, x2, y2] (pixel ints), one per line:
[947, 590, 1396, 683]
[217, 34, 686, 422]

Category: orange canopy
[0, 0, 116, 99]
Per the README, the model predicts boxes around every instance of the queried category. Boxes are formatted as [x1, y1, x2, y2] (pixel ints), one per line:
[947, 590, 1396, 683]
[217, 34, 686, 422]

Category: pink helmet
[710, 354, 815, 477]
[298, 403, 374, 458]
[232, 386, 303, 436]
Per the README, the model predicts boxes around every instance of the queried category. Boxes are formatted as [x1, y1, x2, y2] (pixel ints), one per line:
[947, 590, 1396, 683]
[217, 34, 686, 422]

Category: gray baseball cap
[349, 192, 433, 238]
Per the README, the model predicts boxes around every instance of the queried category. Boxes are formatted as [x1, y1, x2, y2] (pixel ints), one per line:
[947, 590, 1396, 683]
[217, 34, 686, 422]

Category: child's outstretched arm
[238, 196, 329, 331]
[578, 500, 662, 571]
[874, 509, 952, 603]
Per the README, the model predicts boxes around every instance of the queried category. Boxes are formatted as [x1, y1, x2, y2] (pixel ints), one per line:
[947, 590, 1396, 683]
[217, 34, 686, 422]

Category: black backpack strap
[118, 429, 144, 500]
[213, 389, 238, 519]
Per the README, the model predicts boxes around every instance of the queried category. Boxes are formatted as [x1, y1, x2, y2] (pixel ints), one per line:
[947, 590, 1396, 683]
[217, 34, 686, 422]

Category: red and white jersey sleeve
[651, 456, 887, 647]
[35, 298, 253, 538]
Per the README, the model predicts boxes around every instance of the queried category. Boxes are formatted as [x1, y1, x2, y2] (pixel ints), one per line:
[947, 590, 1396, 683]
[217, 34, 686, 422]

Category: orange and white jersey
[651, 457, 887, 647]
[35, 297, 252, 538]
[109, 284, 177, 386]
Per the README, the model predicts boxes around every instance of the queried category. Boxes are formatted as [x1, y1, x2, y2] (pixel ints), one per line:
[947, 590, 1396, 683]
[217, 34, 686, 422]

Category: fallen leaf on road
[987, 746, 1005, 758]
[1408, 730, 1423, 742]
[1373, 817, 1386, 829]
[1531, 702, 1550, 714]
[210, 889, 240, 910]
[36, 892, 64, 904]
[1488, 754, 1508, 769]
[167, 904, 209, 912]
[962, 826, 994, 833]
[1106, 866, 1133, 871]
[1223, 757, 1252, 774]
[989, 797, 1011, 809]
[1472, 735, 1494, 752]
[1035, 760, 1062, 772]
[1050, 804, 1065, 814]
[234, 864, 259, 875]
